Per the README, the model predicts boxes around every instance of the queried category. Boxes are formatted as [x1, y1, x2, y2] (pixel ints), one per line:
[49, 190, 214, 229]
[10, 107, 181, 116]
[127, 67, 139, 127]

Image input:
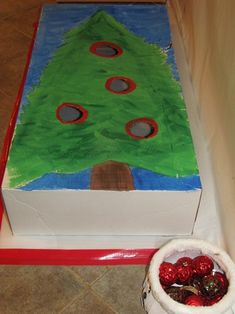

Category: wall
[170, 0, 235, 258]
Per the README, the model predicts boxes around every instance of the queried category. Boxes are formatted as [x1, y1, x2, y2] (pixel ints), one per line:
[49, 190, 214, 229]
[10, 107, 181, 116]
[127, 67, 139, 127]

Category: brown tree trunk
[90, 161, 134, 191]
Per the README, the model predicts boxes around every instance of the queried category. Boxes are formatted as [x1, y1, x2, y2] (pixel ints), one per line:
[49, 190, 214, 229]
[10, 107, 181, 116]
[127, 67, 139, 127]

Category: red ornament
[214, 272, 229, 294]
[176, 257, 193, 267]
[193, 255, 214, 277]
[205, 294, 223, 306]
[185, 295, 204, 306]
[201, 274, 222, 298]
[176, 257, 194, 284]
[159, 262, 177, 286]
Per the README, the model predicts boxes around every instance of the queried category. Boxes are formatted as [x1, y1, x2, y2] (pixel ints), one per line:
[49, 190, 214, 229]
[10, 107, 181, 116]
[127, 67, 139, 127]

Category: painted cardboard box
[2, 4, 201, 236]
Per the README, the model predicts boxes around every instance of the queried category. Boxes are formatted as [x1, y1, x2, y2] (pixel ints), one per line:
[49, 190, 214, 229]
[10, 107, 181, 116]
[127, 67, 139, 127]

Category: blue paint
[21, 4, 178, 108]
[21, 169, 91, 191]
[131, 168, 201, 191]
[20, 167, 201, 191]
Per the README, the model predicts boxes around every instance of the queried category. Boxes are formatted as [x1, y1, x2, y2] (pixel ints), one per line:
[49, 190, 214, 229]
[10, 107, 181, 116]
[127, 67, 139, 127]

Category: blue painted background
[19, 4, 201, 191]
[21, 4, 177, 107]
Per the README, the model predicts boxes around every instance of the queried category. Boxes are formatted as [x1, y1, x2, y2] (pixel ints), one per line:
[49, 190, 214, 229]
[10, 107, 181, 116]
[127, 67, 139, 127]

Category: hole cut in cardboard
[90, 41, 123, 58]
[105, 76, 136, 94]
[126, 118, 158, 139]
[109, 79, 129, 92]
[56, 103, 88, 124]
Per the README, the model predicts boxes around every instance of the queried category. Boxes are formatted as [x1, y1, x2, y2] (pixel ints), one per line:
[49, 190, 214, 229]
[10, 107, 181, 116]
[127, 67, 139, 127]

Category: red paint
[90, 41, 123, 58]
[0, 22, 40, 230]
[105, 76, 136, 94]
[56, 103, 88, 124]
[0, 194, 4, 228]
[125, 117, 158, 140]
[0, 248, 158, 265]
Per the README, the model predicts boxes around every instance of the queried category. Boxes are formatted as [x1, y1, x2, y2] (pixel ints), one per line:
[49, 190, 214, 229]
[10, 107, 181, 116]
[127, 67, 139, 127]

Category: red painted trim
[0, 22, 40, 231]
[125, 117, 158, 140]
[90, 41, 123, 58]
[56, 103, 88, 124]
[105, 76, 136, 94]
[0, 248, 158, 265]
[0, 193, 5, 228]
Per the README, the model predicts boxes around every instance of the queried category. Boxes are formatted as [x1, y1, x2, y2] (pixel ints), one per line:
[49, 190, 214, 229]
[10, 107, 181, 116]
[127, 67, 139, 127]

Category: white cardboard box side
[2, 189, 201, 236]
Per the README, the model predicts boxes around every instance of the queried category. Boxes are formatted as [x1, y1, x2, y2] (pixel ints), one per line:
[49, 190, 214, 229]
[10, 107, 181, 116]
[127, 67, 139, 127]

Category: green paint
[8, 10, 198, 188]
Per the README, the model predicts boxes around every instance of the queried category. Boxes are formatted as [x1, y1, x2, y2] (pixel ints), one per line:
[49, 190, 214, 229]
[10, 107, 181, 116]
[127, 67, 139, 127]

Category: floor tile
[92, 265, 146, 314]
[0, 0, 22, 19]
[68, 266, 110, 285]
[4, 6, 41, 38]
[0, 91, 13, 151]
[61, 290, 116, 314]
[0, 266, 22, 293]
[17, 0, 56, 10]
[0, 0, 55, 19]
[0, 21, 31, 63]
[0, 57, 27, 100]
[0, 22, 31, 99]
[0, 266, 85, 314]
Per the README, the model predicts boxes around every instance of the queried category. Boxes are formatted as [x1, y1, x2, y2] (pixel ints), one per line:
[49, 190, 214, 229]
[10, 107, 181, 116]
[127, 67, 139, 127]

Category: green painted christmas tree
[8, 10, 198, 188]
